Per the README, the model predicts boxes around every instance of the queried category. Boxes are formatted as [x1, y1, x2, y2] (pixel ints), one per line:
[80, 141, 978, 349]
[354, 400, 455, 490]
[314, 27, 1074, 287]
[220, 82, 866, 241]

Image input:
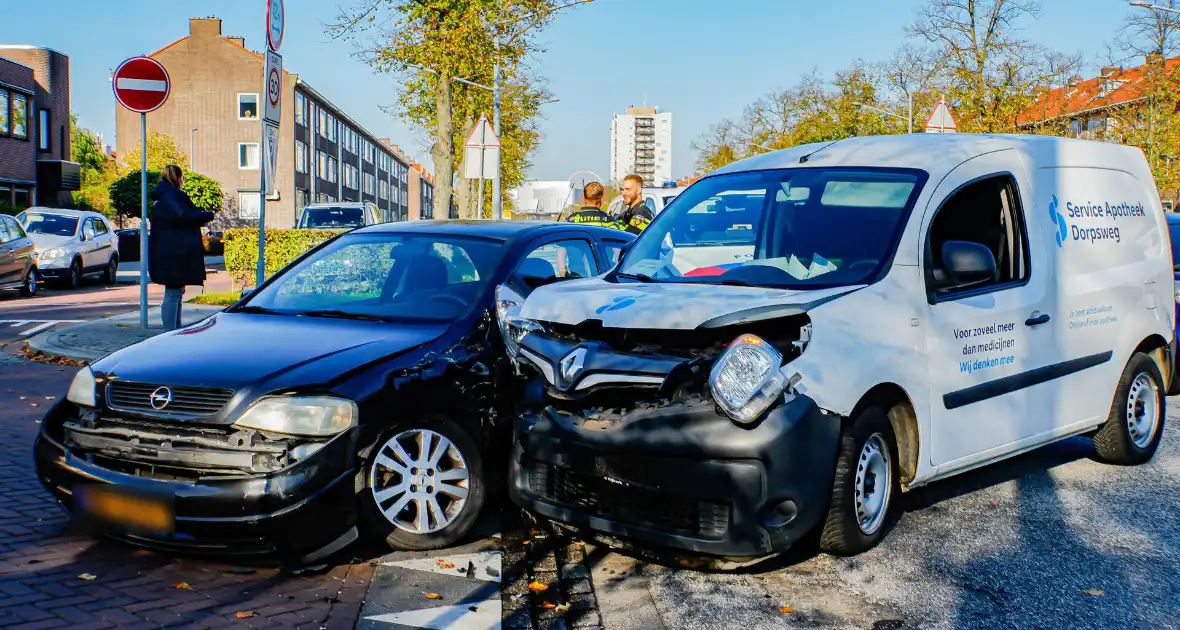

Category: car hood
[519, 278, 863, 330]
[94, 312, 451, 389]
[29, 234, 77, 251]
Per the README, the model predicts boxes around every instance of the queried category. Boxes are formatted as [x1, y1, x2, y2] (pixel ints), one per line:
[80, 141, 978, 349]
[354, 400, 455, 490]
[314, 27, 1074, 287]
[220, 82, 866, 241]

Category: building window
[37, 109, 49, 151]
[295, 92, 305, 125]
[295, 140, 308, 174]
[329, 157, 338, 183]
[317, 151, 327, 179]
[238, 94, 259, 120]
[238, 143, 260, 169]
[238, 192, 260, 219]
[11, 93, 27, 139]
[0, 91, 8, 135]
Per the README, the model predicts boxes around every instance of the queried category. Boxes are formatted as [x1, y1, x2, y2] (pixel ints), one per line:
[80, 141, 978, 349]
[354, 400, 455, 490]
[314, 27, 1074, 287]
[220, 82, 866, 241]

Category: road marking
[365, 601, 502, 629]
[363, 547, 504, 630]
[384, 551, 502, 583]
[0, 319, 83, 338]
[6, 321, 28, 327]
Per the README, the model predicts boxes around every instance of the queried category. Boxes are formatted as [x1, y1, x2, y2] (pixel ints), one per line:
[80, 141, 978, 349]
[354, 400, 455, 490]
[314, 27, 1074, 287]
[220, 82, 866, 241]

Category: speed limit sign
[262, 49, 282, 125]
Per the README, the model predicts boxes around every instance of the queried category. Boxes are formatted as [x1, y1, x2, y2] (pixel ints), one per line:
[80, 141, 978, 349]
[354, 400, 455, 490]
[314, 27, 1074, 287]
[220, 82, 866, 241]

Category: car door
[80, 218, 101, 268]
[0, 218, 16, 285]
[5, 216, 34, 282]
[92, 217, 117, 264]
[921, 152, 1064, 472]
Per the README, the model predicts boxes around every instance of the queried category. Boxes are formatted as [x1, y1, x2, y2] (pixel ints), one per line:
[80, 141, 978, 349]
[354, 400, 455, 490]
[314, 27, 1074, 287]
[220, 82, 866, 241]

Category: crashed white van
[504, 134, 1173, 561]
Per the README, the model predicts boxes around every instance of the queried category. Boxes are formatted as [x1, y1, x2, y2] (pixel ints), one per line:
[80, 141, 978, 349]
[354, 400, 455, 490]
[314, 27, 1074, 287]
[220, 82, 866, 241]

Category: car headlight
[40, 247, 66, 262]
[66, 366, 97, 407]
[709, 334, 789, 425]
[233, 396, 358, 436]
[495, 285, 546, 360]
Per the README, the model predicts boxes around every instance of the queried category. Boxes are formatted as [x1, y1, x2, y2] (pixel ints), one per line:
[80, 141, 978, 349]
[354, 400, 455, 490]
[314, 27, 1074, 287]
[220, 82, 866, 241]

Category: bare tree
[1116, 0, 1180, 61]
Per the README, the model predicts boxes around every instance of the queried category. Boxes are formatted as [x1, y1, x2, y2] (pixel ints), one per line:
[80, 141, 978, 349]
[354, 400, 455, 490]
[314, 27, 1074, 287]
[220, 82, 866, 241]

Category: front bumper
[509, 395, 839, 558]
[34, 403, 361, 559]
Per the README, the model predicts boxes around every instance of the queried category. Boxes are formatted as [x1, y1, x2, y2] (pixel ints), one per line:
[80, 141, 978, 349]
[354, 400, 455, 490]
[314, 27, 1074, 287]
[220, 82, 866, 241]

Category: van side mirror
[941, 240, 997, 290]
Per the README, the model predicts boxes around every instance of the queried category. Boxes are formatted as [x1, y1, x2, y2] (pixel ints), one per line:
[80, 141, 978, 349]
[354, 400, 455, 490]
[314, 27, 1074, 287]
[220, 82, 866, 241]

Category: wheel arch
[1133, 333, 1170, 388]
[848, 383, 920, 487]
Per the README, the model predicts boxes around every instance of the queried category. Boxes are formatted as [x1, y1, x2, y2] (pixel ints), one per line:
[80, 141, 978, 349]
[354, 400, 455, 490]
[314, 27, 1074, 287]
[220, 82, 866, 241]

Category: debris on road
[77, 573, 97, 581]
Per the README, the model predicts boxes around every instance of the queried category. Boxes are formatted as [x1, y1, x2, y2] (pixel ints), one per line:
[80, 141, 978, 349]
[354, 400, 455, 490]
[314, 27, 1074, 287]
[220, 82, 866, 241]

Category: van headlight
[66, 366, 97, 407]
[495, 285, 546, 360]
[233, 396, 358, 436]
[709, 335, 788, 425]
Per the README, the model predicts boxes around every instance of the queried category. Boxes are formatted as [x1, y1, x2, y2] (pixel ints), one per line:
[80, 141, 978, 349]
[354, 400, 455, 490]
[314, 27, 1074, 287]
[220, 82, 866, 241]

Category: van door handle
[1025, 311, 1051, 326]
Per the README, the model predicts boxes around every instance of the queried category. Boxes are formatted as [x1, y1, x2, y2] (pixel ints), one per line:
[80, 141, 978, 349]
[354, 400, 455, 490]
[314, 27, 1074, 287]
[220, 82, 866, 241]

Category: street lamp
[1131, 1, 1180, 13]
[853, 94, 914, 134]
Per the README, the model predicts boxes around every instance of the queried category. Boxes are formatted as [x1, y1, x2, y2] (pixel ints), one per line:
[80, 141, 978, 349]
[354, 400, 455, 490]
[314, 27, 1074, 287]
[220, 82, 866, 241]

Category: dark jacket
[619, 201, 654, 235]
[566, 205, 616, 228]
[148, 181, 215, 288]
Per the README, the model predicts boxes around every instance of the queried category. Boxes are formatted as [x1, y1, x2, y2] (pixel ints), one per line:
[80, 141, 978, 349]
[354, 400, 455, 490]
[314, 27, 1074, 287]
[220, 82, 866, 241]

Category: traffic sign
[263, 49, 283, 125]
[262, 123, 280, 196]
[925, 95, 958, 133]
[464, 114, 500, 180]
[267, 0, 285, 52]
[112, 56, 171, 114]
[464, 114, 501, 148]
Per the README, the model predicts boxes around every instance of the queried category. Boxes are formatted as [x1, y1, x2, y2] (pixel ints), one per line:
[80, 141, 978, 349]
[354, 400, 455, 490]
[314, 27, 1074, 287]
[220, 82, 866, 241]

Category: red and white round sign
[112, 56, 171, 113]
[267, 0, 285, 52]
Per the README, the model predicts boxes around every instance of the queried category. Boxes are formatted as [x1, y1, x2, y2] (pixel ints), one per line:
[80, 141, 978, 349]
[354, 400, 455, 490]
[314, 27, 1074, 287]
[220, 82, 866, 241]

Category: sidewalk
[25, 305, 224, 364]
[116, 255, 225, 285]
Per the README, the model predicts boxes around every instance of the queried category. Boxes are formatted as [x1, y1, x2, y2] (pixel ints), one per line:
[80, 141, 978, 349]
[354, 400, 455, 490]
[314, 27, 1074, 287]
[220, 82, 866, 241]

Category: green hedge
[223, 228, 338, 289]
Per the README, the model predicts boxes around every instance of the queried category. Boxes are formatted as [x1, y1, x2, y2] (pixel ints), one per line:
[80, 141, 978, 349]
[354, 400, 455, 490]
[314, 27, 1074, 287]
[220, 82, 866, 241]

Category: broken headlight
[709, 334, 788, 425]
[496, 284, 546, 360]
[66, 366, 97, 408]
[233, 396, 358, 436]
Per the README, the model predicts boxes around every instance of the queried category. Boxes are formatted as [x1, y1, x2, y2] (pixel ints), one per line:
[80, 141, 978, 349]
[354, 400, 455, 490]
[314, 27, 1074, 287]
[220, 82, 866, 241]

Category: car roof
[303, 202, 373, 208]
[20, 207, 108, 219]
[357, 220, 633, 242]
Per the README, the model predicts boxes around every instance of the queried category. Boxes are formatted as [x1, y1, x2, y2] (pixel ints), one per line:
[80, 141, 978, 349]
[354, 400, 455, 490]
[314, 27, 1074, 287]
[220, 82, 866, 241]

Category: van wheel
[1092, 352, 1165, 465]
[819, 406, 901, 555]
[358, 417, 485, 551]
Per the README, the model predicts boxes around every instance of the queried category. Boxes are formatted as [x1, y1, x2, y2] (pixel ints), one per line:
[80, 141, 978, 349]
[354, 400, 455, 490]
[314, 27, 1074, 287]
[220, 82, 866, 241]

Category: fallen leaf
[779, 606, 794, 613]
[528, 581, 548, 592]
[30, 403, 38, 407]
[424, 593, 441, 600]
[1082, 589, 1105, 597]
[235, 611, 255, 619]
[541, 601, 556, 609]
[77, 573, 97, 581]
[19, 396, 26, 400]
[45, 396, 55, 400]
[435, 560, 455, 569]
[556, 602, 571, 613]
[521, 540, 531, 545]
[573, 541, 586, 546]
[173, 582, 190, 590]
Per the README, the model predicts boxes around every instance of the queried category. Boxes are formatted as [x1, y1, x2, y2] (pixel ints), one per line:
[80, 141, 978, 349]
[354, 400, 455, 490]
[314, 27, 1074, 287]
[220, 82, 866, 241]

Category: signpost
[112, 56, 171, 329]
[257, 0, 284, 287]
[464, 114, 500, 218]
[925, 95, 958, 133]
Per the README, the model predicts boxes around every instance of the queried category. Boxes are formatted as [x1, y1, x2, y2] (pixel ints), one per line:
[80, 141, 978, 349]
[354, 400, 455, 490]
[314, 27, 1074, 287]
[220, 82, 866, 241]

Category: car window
[0, 218, 13, 243]
[8, 217, 26, 240]
[83, 219, 98, 240]
[93, 218, 109, 235]
[300, 207, 366, 229]
[517, 239, 597, 284]
[601, 239, 629, 269]
[22, 213, 79, 237]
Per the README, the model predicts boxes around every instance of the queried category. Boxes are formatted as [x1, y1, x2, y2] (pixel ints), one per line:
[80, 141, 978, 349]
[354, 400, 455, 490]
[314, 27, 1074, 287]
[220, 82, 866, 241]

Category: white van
[505, 134, 1173, 562]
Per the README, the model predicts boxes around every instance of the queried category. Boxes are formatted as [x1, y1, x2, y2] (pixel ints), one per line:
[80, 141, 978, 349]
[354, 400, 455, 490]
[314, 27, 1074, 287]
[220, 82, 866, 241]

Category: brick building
[115, 17, 433, 228]
[0, 46, 77, 209]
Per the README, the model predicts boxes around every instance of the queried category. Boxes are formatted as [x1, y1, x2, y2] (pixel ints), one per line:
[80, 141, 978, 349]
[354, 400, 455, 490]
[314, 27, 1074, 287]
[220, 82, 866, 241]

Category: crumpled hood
[29, 234, 77, 252]
[519, 278, 863, 329]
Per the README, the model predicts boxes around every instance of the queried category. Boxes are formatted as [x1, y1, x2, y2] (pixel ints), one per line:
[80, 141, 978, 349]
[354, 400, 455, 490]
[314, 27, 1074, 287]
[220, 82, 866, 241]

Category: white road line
[0, 319, 84, 338]
[365, 601, 502, 630]
[384, 551, 502, 583]
[116, 78, 167, 91]
[19, 322, 58, 336]
[6, 321, 28, 327]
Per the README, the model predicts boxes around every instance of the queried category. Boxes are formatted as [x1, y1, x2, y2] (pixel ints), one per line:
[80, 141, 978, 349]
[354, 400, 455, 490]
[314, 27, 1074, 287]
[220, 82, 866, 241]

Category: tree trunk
[432, 76, 455, 219]
[455, 114, 475, 219]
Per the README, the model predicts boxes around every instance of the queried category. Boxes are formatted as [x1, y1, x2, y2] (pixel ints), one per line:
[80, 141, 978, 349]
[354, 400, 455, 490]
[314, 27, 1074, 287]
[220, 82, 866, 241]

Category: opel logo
[149, 387, 173, 410]
[560, 347, 587, 385]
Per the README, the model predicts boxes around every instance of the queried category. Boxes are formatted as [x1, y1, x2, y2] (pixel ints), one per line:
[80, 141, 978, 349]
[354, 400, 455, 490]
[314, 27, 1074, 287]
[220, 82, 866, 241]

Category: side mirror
[941, 240, 997, 290]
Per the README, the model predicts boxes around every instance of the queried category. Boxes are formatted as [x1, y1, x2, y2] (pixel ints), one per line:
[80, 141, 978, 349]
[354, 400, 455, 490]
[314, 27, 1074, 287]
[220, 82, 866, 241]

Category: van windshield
[300, 207, 366, 229]
[617, 167, 927, 289]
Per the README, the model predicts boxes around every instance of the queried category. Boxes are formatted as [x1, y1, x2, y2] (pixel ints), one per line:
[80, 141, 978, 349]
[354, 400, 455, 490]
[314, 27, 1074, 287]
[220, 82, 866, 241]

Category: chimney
[189, 17, 222, 38]
[226, 36, 246, 48]
[1100, 66, 1119, 78]
[1067, 75, 1082, 88]
[378, 137, 391, 146]
[1147, 52, 1164, 66]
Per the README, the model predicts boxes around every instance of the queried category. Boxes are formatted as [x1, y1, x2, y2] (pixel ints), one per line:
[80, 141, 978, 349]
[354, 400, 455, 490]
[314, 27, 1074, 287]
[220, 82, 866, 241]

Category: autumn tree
[70, 115, 117, 217]
[121, 129, 190, 173]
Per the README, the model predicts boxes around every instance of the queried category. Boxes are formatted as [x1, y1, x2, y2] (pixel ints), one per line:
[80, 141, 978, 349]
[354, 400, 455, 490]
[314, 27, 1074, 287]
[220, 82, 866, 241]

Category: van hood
[519, 278, 863, 330]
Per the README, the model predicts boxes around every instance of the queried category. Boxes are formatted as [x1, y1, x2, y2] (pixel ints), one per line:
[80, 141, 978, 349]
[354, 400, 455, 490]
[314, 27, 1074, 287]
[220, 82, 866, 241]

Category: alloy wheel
[1126, 372, 1159, 449]
[368, 429, 471, 534]
[854, 433, 893, 536]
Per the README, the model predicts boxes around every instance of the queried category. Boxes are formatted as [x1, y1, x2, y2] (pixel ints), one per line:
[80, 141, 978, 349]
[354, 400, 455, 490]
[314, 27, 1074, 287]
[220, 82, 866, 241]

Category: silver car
[295, 201, 386, 230]
[16, 208, 120, 289]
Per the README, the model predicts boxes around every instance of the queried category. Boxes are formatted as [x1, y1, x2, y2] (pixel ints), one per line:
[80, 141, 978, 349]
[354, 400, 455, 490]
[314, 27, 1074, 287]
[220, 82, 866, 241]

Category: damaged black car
[34, 220, 632, 563]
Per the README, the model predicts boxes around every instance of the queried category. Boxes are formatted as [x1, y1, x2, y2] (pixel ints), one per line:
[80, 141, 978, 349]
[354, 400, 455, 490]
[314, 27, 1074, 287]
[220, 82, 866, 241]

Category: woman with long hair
[149, 165, 215, 331]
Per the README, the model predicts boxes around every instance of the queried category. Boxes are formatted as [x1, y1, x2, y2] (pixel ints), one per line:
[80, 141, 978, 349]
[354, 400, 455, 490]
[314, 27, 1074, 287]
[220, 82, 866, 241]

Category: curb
[25, 327, 106, 364]
[25, 306, 225, 365]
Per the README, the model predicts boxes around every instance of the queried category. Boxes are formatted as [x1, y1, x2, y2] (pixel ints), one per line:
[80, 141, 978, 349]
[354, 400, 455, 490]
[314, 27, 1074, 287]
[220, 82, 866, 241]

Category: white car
[508, 133, 1173, 562]
[16, 208, 120, 289]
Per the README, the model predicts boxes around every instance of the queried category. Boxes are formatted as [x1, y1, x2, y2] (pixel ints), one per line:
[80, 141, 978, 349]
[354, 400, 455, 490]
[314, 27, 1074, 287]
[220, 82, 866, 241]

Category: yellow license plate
[75, 485, 174, 534]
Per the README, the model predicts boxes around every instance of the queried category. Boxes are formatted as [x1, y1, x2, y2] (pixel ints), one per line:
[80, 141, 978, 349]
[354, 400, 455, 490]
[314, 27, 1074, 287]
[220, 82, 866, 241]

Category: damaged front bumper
[33, 402, 361, 560]
[509, 395, 840, 558]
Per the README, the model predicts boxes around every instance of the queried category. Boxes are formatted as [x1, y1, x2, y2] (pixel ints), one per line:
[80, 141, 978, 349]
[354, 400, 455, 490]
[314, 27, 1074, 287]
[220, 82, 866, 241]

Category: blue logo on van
[1049, 195, 1067, 247]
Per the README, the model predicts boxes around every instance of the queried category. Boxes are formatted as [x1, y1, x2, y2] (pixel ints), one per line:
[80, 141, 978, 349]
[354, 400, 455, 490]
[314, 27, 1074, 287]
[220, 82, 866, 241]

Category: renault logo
[559, 347, 587, 385]
[149, 387, 173, 410]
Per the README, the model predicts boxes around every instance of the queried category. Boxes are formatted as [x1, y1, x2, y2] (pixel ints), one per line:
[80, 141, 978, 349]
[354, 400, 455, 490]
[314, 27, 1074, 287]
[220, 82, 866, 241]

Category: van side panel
[1037, 164, 1173, 430]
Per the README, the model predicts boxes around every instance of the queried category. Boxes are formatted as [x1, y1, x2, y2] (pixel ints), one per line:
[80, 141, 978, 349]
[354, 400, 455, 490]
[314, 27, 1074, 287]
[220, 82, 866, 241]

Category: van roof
[712, 133, 1147, 179]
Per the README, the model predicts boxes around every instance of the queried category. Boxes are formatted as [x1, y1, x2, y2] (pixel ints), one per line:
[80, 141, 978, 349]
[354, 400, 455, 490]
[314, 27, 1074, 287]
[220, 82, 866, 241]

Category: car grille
[528, 462, 730, 539]
[106, 381, 234, 417]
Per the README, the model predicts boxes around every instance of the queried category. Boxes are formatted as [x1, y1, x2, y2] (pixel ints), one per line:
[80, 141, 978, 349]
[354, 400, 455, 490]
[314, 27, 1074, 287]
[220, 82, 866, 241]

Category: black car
[34, 221, 633, 563]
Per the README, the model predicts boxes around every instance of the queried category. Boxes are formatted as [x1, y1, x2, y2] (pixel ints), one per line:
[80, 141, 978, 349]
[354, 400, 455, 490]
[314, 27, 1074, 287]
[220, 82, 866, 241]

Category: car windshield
[19, 212, 79, 237]
[1169, 222, 1180, 269]
[617, 167, 926, 289]
[300, 207, 366, 229]
[241, 233, 505, 321]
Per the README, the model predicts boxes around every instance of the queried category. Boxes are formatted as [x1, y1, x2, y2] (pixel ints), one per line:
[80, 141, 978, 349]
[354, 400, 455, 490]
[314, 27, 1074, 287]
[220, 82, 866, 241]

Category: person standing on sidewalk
[149, 165, 214, 331]
[617, 174, 654, 235]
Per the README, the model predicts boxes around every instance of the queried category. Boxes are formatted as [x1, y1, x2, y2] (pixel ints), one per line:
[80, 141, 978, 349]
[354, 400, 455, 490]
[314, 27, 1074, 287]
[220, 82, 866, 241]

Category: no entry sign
[112, 56, 171, 114]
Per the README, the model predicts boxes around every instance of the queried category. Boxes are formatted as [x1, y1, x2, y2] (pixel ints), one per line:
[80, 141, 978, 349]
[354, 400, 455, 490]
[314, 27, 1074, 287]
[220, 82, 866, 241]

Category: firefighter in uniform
[617, 174, 654, 235]
[565, 181, 614, 227]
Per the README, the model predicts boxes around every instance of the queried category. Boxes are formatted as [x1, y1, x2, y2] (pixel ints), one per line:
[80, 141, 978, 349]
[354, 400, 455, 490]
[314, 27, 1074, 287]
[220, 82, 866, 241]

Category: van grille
[106, 381, 234, 417]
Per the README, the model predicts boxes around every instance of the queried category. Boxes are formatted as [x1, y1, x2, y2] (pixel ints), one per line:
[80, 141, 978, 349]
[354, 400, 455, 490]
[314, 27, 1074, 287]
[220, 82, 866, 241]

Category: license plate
[74, 484, 174, 535]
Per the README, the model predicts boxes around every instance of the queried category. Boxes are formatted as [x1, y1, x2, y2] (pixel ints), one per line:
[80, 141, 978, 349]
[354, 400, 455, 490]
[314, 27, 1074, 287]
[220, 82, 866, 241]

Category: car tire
[102, 256, 119, 285]
[64, 259, 82, 289]
[357, 416, 485, 551]
[19, 267, 37, 297]
[1092, 352, 1165, 465]
[818, 406, 902, 556]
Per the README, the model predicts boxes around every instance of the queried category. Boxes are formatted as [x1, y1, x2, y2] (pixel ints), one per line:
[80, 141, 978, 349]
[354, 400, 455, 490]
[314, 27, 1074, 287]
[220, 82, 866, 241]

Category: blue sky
[0, 0, 1142, 182]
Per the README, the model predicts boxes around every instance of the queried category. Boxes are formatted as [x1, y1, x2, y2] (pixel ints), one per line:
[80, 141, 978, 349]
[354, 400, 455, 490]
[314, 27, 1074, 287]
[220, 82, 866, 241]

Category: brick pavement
[0, 351, 375, 629]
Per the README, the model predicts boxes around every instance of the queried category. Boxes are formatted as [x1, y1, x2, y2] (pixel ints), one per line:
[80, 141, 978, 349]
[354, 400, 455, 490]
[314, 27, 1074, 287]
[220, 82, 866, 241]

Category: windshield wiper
[616, 272, 659, 283]
[298, 309, 386, 322]
[235, 305, 280, 315]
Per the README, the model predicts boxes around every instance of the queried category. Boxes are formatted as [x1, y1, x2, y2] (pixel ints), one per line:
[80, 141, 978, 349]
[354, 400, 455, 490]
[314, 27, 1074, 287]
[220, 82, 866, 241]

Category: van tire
[1092, 352, 1165, 465]
[819, 406, 901, 556]
[357, 416, 485, 551]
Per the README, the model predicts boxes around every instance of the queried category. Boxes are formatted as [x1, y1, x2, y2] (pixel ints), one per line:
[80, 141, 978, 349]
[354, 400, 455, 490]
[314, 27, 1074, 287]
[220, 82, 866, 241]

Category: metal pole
[190, 127, 198, 171]
[256, 141, 266, 288]
[477, 120, 486, 219]
[492, 46, 502, 220]
[139, 113, 149, 329]
[907, 92, 913, 134]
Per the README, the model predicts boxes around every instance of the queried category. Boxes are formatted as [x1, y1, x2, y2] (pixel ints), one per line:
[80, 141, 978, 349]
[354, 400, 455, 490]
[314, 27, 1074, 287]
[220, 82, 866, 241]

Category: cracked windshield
[620, 168, 924, 288]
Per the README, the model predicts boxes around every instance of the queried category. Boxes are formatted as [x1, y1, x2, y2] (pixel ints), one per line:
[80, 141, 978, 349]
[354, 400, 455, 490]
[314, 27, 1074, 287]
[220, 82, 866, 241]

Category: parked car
[115, 228, 140, 263]
[508, 134, 1173, 565]
[16, 208, 120, 289]
[1166, 212, 1180, 391]
[0, 213, 38, 297]
[35, 220, 634, 563]
[295, 202, 386, 230]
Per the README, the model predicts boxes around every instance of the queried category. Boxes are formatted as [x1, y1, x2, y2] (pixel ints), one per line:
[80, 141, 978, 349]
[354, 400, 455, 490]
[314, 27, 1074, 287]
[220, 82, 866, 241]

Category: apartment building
[610, 106, 672, 186]
[0, 46, 77, 209]
[115, 17, 432, 228]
